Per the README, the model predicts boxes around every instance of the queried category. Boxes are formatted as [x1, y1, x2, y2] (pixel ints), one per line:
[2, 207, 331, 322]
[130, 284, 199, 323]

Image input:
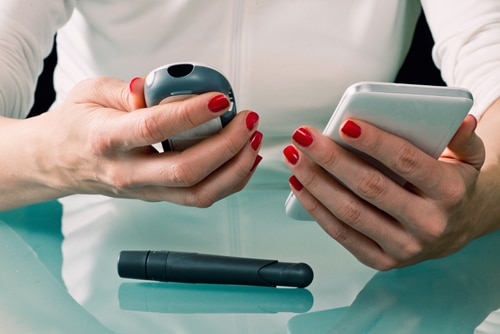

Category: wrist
[473, 169, 500, 237]
[0, 114, 70, 211]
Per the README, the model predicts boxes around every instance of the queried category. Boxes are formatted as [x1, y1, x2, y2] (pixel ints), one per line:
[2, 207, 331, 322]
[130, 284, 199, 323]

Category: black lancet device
[118, 250, 314, 288]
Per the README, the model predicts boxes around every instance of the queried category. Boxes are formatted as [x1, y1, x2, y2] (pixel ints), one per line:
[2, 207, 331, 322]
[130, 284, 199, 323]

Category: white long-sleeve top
[1, 1, 500, 159]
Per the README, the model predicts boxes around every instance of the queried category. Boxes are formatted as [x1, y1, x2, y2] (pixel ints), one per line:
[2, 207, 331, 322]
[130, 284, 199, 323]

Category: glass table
[1, 161, 500, 333]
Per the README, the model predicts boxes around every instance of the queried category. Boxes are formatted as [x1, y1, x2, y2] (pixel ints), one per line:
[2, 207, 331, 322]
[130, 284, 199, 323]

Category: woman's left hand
[284, 115, 486, 270]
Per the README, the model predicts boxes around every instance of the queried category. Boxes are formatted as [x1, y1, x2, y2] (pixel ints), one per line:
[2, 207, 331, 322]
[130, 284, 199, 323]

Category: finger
[105, 110, 260, 189]
[337, 119, 458, 198]
[287, 172, 398, 270]
[111, 92, 233, 149]
[288, 126, 427, 224]
[129, 133, 263, 207]
[128, 77, 147, 110]
[175, 149, 263, 208]
[284, 143, 417, 262]
[164, 110, 260, 187]
[441, 114, 484, 170]
[69, 76, 139, 112]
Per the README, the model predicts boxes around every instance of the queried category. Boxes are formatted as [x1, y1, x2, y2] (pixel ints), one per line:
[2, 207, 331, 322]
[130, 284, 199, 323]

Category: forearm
[473, 98, 500, 235]
[0, 114, 69, 211]
[0, 1, 73, 119]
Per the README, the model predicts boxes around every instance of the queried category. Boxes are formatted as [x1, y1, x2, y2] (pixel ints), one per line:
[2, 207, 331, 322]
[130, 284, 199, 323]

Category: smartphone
[144, 62, 236, 151]
[285, 82, 474, 221]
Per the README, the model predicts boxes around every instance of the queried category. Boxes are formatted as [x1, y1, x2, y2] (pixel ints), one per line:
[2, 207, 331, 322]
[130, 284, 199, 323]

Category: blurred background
[28, 12, 445, 118]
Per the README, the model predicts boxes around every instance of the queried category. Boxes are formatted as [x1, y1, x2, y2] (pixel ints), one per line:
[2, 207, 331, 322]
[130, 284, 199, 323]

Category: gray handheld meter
[144, 63, 236, 151]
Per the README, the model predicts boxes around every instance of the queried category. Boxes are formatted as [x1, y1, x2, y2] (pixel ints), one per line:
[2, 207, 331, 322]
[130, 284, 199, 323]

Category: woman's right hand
[0, 76, 262, 210]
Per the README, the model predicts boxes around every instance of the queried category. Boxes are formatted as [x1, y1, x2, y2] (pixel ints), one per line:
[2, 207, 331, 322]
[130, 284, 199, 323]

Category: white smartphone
[285, 82, 474, 221]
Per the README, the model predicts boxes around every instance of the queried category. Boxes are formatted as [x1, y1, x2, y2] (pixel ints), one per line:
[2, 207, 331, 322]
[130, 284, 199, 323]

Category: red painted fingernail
[341, 120, 361, 138]
[250, 131, 263, 151]
[250, 155, 263, 172]
[283, 145, 299, 165]
[289, 175, 304, 191]
[246, 111, 259, 131]
[208, 94, 230, 112]
[129, 77, 141, 94]
[293, 127, 314, 147]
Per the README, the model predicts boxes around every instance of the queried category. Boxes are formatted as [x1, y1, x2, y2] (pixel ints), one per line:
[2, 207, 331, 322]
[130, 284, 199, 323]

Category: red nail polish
[129, 77, 141, 94]
[341, 120, 361, 138]
[293, 127, 314, 147]
[246, 111, 259, 131]
[283, 145, 299, 165]
[208, 94, 230, 112]
[250, 155, 263, 172]
[289, 175, 304, 191]
[250, 131, 263, 151]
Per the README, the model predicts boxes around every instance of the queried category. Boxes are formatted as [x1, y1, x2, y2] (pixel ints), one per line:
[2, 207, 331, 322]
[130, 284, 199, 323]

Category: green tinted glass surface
[1, 162, 500, 333]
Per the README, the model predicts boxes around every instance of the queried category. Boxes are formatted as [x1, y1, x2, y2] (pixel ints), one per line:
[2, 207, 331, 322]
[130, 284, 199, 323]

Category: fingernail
[250, 131, 263, 151]
[246, 111, 259, 131]
[292, 127, 314, 147]
[208, 94, 230, 112]
[341, 120, 361, 138]
[283, 145, 299, 165]
[129, 77, 141, 94]
[289, 175, 304, 191]
[250, 155, 263, 172]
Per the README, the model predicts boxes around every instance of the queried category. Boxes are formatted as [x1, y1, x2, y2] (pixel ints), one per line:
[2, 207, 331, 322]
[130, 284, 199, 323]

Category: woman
[1, 0, 499, 269]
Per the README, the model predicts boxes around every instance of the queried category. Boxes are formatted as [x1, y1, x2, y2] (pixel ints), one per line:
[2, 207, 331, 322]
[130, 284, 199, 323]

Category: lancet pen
[118, 250, 314, 288]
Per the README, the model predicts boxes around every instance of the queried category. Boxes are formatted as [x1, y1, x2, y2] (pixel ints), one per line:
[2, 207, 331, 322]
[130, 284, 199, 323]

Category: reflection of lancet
[119, 282, 313, 314]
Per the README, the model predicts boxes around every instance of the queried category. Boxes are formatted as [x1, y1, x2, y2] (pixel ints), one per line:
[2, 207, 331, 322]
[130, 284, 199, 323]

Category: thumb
[128, 77, 147, 110]
[67, 76, 146, 112]
[441, 114, 485, 170]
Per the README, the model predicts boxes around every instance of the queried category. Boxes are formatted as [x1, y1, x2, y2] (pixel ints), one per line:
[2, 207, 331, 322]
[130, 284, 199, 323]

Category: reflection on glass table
[288, 228, 500, 333]
[119, 283, 313, 314]
[2, 163, 500, 333]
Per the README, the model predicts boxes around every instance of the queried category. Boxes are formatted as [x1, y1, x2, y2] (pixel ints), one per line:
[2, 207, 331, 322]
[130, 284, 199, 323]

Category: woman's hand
[283, 114, 486, 270]
[0, 76, 262, 210]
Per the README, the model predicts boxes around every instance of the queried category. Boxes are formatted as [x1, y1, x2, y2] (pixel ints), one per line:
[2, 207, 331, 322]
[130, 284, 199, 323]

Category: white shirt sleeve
[0, 0, 74, 118]
[421, 0, 500, 119]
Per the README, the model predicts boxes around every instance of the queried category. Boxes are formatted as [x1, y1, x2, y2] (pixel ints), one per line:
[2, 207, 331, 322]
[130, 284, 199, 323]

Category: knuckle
[299, 168, 324, 192]
[170, 161, 200, 187]
[232, 182, 246, 194]
[106, 170, 133, 192]
[89, 129, 114, 155]
[439, 180, 467, 206]
[420, 218, 447, 242]
[318, 148, 341, 170]
[408, 208, 448, 242]
[136, 113, 164, 143]
[391, 145, 420, 175]
[176, 102, 201, 130]
[220, 135, 242, 156]
[336, 199, 364, 228]
[134, 188, 160, 202]
[232, 158, 252, 181]
[92, 77, 117, 103]
[357, 170, 386, 200]
[363, 132, 386, 153]
[187, 191, 218, 208]
[323, 222, 351, 245]
[305, 200, 325, 221]
[85, 76, 106, 95]
[373, 258, 399, 271]
[356, 251, 398, 271]
[398, 240, 424, 260]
